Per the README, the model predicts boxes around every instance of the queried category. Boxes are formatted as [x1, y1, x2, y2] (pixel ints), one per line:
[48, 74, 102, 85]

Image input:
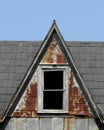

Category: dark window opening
[44, 71, 63, 89]
[43, 71, 63, 109]
[43, 91, 63, 109]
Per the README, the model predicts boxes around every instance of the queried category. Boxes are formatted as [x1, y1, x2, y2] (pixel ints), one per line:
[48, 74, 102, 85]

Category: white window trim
[38, 65, 69, 113]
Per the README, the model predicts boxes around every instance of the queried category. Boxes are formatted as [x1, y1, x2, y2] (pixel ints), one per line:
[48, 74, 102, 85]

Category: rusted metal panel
[52, 118, 63, 130]
[13, 69, 38, 117]
[69, 70, 93, 117]
[12, 44, 93, 118]
[41, 39, 67, 64]
[40, 118, 52, 130]
[13, 68, 93, 118]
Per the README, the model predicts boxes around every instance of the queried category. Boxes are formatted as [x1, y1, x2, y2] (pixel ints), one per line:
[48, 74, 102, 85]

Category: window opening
[43, 71, 63, 109]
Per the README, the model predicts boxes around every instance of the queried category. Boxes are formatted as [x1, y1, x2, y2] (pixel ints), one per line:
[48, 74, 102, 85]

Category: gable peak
[43, 20, 65, 49]
[53, 19, 56, 24]
[51, 20, 60, 32]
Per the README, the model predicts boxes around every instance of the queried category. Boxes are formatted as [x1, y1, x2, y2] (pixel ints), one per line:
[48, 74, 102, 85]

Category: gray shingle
[99, 97, 104, 104]
[1, 80, 13, 88]
[86, 81, 104, 89]
[67, 41, 104, 113]
[0, 41, 42, 117]
[91, 88, 104, 96]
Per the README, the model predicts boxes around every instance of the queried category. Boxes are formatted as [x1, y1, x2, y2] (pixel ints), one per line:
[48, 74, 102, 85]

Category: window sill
[38, 110, 68, 113]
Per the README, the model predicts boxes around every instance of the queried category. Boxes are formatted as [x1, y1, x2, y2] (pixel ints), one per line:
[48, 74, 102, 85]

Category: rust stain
[67, 119, 70, 130]
[69, 71, 93, 117]
[13, 82, 38, 117]
[41, 39, 67, 64]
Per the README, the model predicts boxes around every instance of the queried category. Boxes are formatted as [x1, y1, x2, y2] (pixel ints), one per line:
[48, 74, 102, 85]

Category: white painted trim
[38, 65, 69, 113]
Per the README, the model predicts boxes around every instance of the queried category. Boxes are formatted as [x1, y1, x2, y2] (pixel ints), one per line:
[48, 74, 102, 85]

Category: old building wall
[5, 118, 99, 130]
[13, 39, 93, 117]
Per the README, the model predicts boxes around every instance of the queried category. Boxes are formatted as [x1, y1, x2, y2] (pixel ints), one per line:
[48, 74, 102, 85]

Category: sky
[0, 0, 104, 41]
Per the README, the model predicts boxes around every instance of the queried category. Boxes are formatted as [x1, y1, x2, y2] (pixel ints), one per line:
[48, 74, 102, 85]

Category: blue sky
[0, 0, 104, 41]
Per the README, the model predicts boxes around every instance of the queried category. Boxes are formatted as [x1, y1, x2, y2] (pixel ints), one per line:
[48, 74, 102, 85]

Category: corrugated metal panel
[5, 118, 99, 130]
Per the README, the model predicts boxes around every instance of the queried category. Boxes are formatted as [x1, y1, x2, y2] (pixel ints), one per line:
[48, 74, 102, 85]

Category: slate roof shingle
[0, 41, 41, 117]
[66, 41, 104, 115]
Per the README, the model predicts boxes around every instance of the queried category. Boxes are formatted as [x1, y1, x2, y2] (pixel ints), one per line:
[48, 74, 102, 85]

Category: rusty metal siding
[5, 118, 99, 130]
[41, 39, 68, 64]
[13, 68, 92, 117]
[13, 69, 38, 117]
[69, 71, 93, 117]
[13, 38, 92, 117]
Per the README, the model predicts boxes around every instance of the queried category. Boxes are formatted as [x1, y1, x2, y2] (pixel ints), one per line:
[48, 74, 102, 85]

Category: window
[44, 71, 63, 109]
[38, 66, 69, 113]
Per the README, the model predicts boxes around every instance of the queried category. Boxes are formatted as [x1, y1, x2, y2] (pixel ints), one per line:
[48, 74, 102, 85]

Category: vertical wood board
[89, 119, 99, 130]
[4, 118, 99, 130]
[15, 118, 27, 130]
[52, 118, 63, 130]
[64, 118, 76, 130]
[40, 118, 52, 130]
[76, 119, 88, 130]
[5, 118, 15, 130]
[27, 118, 39, 130]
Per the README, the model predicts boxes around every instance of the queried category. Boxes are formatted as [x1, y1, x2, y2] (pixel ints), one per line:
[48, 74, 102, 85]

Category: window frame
[38, 65, 69, 113]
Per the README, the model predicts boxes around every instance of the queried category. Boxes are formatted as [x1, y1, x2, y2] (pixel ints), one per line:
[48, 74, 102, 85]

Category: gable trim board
[0, 20, 103, 123]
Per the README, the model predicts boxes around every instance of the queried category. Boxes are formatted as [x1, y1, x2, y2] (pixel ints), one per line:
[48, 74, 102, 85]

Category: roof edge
[97, 105, 104, 123]
[0, 118, 3, 123]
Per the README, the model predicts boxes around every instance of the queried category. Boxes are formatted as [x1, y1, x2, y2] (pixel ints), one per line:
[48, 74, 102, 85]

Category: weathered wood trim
[38, 66, 69, 113]
[3, 118, 100, 130]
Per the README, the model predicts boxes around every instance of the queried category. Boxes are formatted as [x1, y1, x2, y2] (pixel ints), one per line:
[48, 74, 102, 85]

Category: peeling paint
[13, 69, 38, 117]
[13, 68, 93, 118]
[13, 45, 93, 118]
[13, 82, 37, 117]
[41, 39, 67, 64]
[69, 70, 93, 117]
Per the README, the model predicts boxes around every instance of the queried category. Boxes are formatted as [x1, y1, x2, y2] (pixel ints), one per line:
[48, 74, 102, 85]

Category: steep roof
[0, 41, 41, 119]
[0, 22, 104, 123]
[67, 41, 104, 117]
